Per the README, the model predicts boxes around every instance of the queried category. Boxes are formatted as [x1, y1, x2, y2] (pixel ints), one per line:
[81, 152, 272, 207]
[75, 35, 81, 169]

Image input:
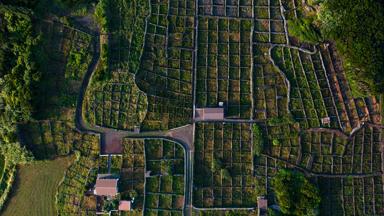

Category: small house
[257, 196, 268, 216]
[94, 178, 118, 197]
[321, 117, 331, 126]
[118, 200, 131, 211]
[195, 108, 224, 121]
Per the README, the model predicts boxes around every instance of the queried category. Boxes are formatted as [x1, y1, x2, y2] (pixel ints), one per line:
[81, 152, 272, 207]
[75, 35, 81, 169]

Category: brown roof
[119, 200, 131, 211]
[195, 108, 224, 120]
[94, 179, 118, 197]
[257, 196, 268, 209]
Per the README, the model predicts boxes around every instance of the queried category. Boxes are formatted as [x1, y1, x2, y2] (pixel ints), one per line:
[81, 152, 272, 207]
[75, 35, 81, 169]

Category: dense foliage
[94, 0, 109, 33]
[0, 6, 40, 123]
[271, 169, 321, 216]
[288, 18, 322, 44]
[288, 0, 384, 94]
[318, 0, 384, 94]
[0, 5, 38, 165]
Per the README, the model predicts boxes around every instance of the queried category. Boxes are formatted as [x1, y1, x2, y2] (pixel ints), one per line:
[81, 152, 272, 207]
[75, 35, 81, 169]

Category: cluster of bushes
[252, 124, 264, 156]
[287, 0, 384, 94]
[94, 0, 109, 33]
[266, 115, 295, 126]
[271, 169, 321, 216]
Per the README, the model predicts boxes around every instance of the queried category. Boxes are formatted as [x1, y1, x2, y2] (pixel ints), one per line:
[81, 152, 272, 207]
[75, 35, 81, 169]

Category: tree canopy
[0, 5, 39, 164]
[319, 0, 384, 94]
[271, 169, 321, 216]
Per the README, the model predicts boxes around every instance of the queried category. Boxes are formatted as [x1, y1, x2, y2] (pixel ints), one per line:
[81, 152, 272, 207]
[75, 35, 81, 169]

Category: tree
[318, 0, 384, 94]
[271, 169, 321, 216]
[0, 141, 33, 165]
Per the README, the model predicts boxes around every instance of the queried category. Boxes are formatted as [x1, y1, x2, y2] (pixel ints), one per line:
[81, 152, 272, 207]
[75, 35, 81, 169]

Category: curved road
[75, 33, 194, 216]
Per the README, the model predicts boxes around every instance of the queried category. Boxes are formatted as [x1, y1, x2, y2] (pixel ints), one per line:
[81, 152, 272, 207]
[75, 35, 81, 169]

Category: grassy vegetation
[252, 124, 264, 156]
[2, 156, 74, 216]
[287, 18, 322, 44]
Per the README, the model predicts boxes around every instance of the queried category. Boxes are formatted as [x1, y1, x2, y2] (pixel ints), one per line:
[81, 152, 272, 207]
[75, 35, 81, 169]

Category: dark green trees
[0, 5, 39, 164]
[319, 0, 384, 94]
[271, 169, 321, 216]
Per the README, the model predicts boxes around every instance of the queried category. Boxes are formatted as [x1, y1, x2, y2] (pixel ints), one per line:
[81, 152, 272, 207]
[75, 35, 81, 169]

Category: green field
[2, 156, 74, 216]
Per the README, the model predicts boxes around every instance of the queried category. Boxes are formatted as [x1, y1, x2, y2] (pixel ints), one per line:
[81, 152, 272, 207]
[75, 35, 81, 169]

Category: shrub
[252, 124, 264, 156]
[271, 169, 321, 216]
[288, 18, 322, 44]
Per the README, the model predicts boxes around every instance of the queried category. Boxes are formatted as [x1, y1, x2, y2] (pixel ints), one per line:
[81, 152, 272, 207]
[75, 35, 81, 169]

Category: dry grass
[2, 156, 74, 216]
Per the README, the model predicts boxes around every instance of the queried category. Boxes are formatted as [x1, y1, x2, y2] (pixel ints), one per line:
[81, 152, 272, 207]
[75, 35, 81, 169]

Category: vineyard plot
[136, 0, 195, 130]
[144, 139, 185, 216]
[198, 0, 253, 18]
[84, 73, 148, 131]
[263, 122, 300, 165]
[120, 139, 146, 211]
[254, 0, 288, 44]
[252, 44, 289, 120]
[84, 0, 150, 131]
[107, 0, 150, 73]
[320, 45, 361, 133]
[272, 46, 329, 129]
[18, 121, 100, 159]
[57, 156, 98, 215]
[319, 176, 384, 215]
[196, 17, 253, 119]
[300, 126, 383, 175]
[193, 122, 257, 208]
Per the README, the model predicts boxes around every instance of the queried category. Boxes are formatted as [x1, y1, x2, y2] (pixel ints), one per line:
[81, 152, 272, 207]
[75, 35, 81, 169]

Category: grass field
[2, 156, 74, 216]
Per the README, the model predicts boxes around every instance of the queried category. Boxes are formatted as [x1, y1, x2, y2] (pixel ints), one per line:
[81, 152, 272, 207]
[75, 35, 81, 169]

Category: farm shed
[118, 200, 131, 211]
[321, 117, 331, 126]
[257, 196, 268, 216]
[195, 108, 224, 121]
[94, 178, 118, 197]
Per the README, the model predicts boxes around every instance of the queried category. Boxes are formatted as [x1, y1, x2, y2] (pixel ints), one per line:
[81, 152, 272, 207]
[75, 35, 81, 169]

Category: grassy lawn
[2, 156, 74, 216]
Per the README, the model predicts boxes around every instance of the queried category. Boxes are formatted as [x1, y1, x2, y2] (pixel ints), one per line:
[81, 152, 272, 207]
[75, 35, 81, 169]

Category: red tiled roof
[257, 197, 268, 210]
[119, 200, 131, 211]
[94, 179, 118, 197]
